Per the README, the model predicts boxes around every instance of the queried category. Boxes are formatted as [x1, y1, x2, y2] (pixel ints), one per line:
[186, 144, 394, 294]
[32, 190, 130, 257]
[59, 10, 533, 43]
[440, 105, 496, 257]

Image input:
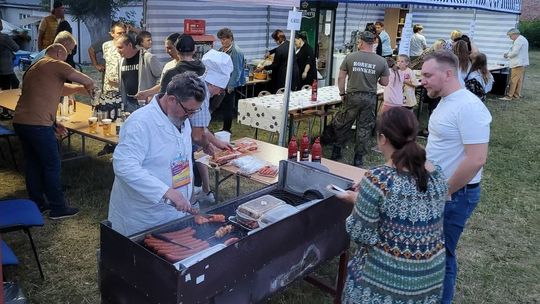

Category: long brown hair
[386, 57, 401, 86]
[471, 52, 490, 83]
[377, 107, 429, 192]
[452, 40, 470, 74]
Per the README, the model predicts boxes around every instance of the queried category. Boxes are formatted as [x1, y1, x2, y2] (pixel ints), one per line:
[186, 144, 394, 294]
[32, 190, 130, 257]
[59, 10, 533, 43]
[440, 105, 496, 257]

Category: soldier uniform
[323, 31, 389, 167]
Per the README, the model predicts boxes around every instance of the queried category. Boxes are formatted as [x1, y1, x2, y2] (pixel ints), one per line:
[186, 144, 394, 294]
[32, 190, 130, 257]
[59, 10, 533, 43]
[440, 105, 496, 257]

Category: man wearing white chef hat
[202, 49, 234, 96]
[188, 49, 234, 205]
[158, 42, 234, 206]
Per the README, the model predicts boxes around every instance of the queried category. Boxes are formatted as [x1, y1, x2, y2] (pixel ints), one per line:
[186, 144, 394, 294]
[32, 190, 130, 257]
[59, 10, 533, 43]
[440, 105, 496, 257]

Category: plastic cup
[88, 117, 98, 134]
[214, 131, 231, 143]
[102, 119, 112, 136]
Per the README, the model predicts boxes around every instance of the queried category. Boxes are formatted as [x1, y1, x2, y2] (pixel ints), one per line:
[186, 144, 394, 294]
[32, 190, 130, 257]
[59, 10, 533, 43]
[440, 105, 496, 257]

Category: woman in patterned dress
[336, 107, 448, 304]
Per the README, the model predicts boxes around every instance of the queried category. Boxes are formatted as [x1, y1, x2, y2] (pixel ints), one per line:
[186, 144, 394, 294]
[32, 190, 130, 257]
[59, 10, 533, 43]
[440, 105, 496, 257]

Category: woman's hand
[335, 190, 358, 205]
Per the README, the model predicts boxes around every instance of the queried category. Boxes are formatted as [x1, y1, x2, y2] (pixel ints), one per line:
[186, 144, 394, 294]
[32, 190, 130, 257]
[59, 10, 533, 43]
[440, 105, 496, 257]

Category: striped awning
[200, 0, 300, 7]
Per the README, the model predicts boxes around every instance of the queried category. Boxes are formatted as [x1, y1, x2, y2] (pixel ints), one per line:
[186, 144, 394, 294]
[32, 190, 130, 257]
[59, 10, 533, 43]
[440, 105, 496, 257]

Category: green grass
[1, 52, 539, 303]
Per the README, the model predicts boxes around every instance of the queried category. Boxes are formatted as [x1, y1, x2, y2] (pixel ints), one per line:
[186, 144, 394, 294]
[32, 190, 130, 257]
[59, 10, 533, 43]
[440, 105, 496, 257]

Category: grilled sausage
[162, 228, 196, 238]
[223, 237, 240, 246]
[163, 242, 210, 261]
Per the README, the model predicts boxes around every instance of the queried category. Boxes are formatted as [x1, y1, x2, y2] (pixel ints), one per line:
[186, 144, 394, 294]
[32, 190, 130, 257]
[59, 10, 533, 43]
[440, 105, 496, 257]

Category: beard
[426, 87, 441, 99]
[168, 113, 187, 128]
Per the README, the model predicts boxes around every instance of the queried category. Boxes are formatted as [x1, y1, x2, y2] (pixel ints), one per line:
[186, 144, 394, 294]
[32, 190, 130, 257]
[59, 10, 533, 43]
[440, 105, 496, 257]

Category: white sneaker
[197, 191, 216, 205]
[193, 186, 203, 195]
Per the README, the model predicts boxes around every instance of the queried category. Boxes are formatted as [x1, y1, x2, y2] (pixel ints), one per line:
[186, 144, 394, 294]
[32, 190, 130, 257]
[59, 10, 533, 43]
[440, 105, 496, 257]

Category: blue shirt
[379, 31, 392, 56]
[31, 49, 46, 64]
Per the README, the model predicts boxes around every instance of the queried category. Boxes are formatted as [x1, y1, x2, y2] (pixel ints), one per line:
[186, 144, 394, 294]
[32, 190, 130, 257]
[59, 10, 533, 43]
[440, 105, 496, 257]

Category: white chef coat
[108, 95, 193, 235]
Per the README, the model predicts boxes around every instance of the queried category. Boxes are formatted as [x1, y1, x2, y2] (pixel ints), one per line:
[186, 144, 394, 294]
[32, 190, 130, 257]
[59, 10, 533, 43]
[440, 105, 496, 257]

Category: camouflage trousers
[328, 91, 377, 155]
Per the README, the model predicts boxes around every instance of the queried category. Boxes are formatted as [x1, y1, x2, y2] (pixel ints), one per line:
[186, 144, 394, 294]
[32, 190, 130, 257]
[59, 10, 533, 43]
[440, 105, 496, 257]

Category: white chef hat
[202, 49, 233, 89]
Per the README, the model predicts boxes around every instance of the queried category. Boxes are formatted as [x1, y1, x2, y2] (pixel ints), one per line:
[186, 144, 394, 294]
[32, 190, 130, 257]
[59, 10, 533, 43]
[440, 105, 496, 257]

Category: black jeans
[0, 73, 19, 90]
[220, 90, 236, 132]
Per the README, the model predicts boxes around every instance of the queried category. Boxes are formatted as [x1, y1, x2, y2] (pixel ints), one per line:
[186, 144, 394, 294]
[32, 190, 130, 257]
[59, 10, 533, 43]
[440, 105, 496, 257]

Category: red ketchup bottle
[288, 136, 298, 161]
[311, 79, 318, 102]
[311, 137, 322, 163]
[300, 132, 310, 161]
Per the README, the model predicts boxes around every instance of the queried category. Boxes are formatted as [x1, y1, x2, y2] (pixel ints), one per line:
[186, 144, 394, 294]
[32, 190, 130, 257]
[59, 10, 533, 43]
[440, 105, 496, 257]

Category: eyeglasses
[175, 98, 201, 115]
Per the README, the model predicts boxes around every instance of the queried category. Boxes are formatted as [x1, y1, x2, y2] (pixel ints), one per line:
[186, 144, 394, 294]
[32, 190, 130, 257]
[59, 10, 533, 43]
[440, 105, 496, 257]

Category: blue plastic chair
[0, 199, 45, 279]
[1, 240, 19, 266]
[0, 124, 18, 170]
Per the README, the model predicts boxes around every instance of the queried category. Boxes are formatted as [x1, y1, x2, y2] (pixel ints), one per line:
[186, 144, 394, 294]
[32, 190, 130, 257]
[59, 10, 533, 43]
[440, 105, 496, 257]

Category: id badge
[171, 154, 191, 189]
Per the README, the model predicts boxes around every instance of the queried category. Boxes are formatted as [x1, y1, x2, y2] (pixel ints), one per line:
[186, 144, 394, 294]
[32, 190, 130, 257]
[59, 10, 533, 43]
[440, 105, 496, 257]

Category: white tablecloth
[237, 86, 341, 133]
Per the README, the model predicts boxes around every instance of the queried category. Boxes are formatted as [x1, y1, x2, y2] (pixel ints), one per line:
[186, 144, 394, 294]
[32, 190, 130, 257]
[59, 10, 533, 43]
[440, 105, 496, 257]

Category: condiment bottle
[311, 79, 318, 102]
[116, 111, 124, 136]
[300, 132, 310, 161]
[311, 137, 322, 163]
[288, 136, 298, 161]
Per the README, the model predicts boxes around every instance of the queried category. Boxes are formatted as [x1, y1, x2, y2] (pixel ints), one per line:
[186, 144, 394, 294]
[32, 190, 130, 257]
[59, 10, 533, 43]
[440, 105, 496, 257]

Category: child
[381, 57, 404, 113]
[398, 55, 418, 109]
[465, 52, 494, 102]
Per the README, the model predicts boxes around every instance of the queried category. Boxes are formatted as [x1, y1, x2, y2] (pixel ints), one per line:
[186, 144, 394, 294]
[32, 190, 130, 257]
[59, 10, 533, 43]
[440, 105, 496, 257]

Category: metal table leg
[81, 134, 86, 155]
[303, 250, 349, 303]
[235, 175, 241, 197]
[214, 169, 220, 202]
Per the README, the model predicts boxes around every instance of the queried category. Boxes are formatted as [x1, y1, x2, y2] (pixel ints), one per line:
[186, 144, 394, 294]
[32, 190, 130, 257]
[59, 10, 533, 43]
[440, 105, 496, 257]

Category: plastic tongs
[163, 198, 212, 218]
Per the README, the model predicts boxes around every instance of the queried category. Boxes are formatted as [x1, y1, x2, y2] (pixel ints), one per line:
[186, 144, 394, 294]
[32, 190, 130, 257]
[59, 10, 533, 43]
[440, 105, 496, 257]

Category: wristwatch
[339, 92, 346, 96]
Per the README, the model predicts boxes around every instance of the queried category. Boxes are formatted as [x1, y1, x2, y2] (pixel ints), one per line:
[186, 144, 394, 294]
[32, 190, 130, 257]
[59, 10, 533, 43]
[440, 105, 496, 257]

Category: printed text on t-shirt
[352, 61, 376, 74]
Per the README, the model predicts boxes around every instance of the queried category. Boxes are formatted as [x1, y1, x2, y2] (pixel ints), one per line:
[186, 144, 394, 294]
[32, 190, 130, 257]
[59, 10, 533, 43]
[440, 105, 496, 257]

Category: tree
[40, 0, 131, 47]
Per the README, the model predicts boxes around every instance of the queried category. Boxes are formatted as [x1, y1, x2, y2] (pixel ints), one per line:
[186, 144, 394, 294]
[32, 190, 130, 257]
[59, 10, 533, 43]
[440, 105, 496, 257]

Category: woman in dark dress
[257, 29, 299, 93]
[294, 32, 317, 87]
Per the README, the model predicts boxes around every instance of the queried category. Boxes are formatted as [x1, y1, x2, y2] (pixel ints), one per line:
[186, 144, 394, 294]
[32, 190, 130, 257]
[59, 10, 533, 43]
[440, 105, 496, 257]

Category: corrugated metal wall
[473, 9, 518, 64]
[147, 1, 518, 65]
[334, 2, 386, 49]
[410, 6, 517, 64]
[146, 1, 293, 63]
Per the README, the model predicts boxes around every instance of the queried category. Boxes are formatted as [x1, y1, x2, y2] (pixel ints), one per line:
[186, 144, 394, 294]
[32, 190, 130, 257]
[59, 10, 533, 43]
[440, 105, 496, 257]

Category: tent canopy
[201, 0, 300, 7]
[1, 19, 24, 34]
[201, 0, 521, 14]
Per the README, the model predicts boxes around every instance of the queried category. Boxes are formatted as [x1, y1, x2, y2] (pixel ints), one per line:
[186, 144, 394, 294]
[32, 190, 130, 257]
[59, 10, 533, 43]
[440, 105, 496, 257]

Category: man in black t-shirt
[115, 34, 162, 113]
[120, 48, 140, 106]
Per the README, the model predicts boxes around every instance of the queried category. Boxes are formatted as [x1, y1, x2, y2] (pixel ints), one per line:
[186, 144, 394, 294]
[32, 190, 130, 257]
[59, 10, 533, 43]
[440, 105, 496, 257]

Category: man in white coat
[108, 72, 207, 235]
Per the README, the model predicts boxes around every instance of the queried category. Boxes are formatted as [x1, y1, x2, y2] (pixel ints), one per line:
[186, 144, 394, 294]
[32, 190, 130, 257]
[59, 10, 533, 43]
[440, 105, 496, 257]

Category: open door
[300, 1, 338, 86]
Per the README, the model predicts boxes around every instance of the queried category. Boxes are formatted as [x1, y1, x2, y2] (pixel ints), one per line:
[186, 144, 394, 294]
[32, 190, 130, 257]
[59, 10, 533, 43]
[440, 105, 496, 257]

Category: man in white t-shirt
[421, 50, 492, 304]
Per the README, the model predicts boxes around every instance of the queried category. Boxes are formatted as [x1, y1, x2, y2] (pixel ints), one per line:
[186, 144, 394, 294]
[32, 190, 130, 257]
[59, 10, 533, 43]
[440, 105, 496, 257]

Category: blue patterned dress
[343, 165, 448, 304]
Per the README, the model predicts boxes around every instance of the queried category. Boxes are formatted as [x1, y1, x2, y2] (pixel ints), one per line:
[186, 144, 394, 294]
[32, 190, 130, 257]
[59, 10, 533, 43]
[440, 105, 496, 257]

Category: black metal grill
[100, 161, 354, 304]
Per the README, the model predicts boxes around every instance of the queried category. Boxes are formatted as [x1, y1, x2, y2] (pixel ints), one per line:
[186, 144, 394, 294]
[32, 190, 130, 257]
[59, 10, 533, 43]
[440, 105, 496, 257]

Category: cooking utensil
[151, 233, 193, 250]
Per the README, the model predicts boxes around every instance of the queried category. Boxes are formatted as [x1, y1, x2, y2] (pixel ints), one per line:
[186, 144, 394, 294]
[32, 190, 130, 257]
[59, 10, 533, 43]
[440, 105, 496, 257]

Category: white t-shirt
[426, 89, 492, 184]
[467, 70, 494, 94]
[409, 33, 427, 56]
[160, 59, 178, 83]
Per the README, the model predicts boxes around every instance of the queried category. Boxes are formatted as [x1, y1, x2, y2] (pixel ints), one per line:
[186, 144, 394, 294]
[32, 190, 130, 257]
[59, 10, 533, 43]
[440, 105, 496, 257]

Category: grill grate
[269, 189, 324, 206]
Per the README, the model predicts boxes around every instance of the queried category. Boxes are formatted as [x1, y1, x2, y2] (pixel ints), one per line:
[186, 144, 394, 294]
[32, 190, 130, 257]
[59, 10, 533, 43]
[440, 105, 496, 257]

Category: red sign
[184, 19, 206, 35]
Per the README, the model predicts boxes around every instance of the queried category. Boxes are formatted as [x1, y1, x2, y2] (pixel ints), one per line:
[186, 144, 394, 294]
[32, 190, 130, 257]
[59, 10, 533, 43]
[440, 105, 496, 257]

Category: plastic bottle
[311, 79, 318, 102]
[116, 112, 124, 136]
[311, 137, 322, 163]
[288, 136, 298, 161]
[300, 132, 310, 161]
